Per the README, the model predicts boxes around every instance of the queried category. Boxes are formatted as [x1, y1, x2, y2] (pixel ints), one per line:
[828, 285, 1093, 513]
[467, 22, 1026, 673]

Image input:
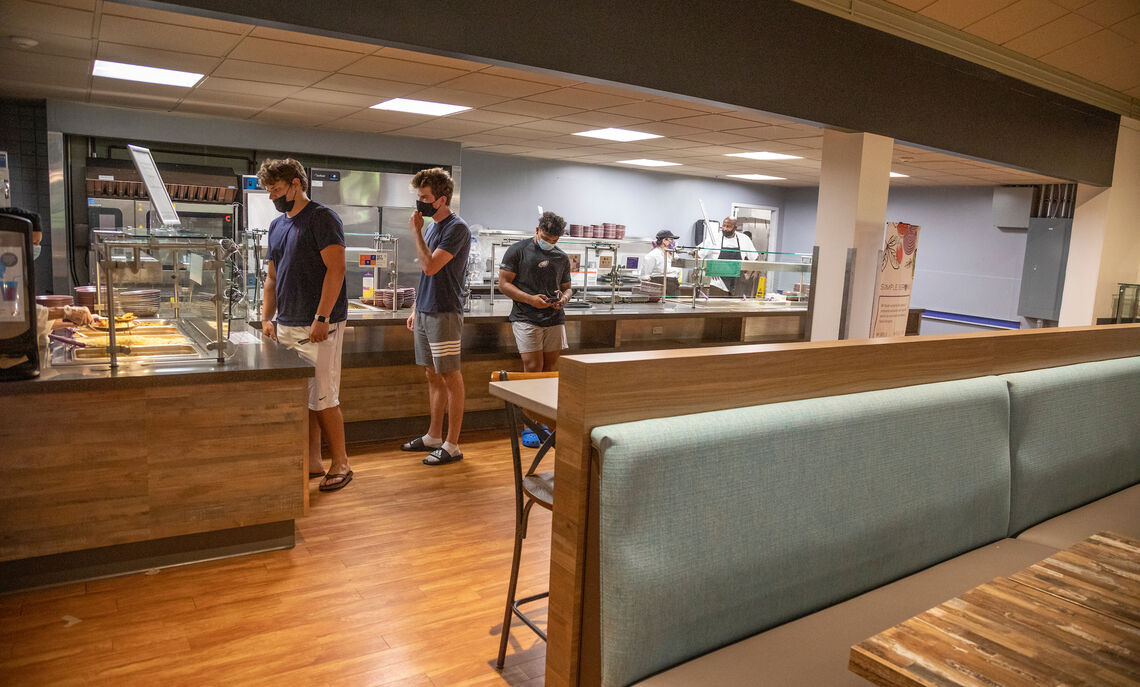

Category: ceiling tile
[629, 121, 711, 137]
[1112, 12, 1140, 41]
[96, 42, 219, 74]
[437, 72, 557, 98]
[1003, 12, 1102, 57]
[634, 137, 709, 150]
[675, 131, 757, 145]
[0, 48, 90, 88]
[248, 26, 375, 53]
[919, 0, 1020, 29]
[478, 65, 580, 87]
[0, 0, 93, 39]
[482, 99, 584, 118]
[597, 101, 708, 120]
[2, 31, 92, 60]
[1126, 84, 1140, 97]
[100, 2, 247, 33]
[291, 88, 386, 108]
[321, 115, 413, 133]
[195, 76, 300, 99]
[403, 86, 513, 107]
[448, 109, 537, 126]
[1050, 0, 1095, 9]
[1074, 0, 1140, 26]
[90, 76, 192, 99]
[308, 73, 418, 98]
[174, 100, 260, 118]
[662, 113, 761, 130]
[573, 81, 652, 98]
[179, 89, 280, 110]
[254, 98, 362, 126]
[476, 144, 541, 155]
[515, 119, 598, 134]
[963, 0, 1069, 44]
[36, 0, 94, 9]
[387, 118, 502, 138]
[98, 15, 242, 57]
[650, 97, 735, 114]
[1083, 43, 1140, 90]
[90, 90, 180, 110]
[552, 111, 651, 128]
[228, 36, 360, 71]
[477, 126, 557, 140]
[340, 55, 470, 85]
[213, 59, 329, 87]
[1039, 27, 1132, 73]
[376, 47, 486, 71]
[335, 108, 431, 130]
[527, 87, 642, 109]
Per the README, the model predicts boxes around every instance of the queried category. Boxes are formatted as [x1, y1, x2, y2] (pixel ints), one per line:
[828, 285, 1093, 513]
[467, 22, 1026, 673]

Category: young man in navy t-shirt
[399, 167, 471, 466]
[259, 158, 353, 492]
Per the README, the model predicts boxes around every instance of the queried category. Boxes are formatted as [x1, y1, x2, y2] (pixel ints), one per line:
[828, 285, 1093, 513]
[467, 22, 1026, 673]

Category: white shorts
[277, 323, 345, 411]
[512, 321, 568, 354]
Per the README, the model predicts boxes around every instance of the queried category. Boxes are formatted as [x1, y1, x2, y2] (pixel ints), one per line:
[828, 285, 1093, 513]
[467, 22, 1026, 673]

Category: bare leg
[308, 410, 324, 473]
[426, 367, 446, 439]
[316, 405, 351, 488]
[541, 349, 561, 372]
[441, 369, 465, 446]
[520, 350, 543, 372]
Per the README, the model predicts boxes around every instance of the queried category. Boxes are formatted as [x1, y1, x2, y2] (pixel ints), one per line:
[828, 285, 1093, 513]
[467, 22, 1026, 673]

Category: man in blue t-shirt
[259, 158, 353, 492]
[400, 167, 471, 466]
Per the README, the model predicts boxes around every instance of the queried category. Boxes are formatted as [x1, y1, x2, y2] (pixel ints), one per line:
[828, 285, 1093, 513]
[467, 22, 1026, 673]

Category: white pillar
[1059, 116, 1140, 325]
[810, 130, 893, 341]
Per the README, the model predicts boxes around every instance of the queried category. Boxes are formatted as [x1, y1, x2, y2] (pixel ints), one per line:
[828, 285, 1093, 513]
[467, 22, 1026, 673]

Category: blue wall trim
[921, 310, 1021, 330]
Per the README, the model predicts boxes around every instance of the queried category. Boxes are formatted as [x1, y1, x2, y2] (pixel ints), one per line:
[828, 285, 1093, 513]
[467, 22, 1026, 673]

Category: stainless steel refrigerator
[309, 168, 420, 298]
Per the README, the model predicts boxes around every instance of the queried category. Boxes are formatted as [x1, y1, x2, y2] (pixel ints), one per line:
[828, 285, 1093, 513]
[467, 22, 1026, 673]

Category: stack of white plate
[119, 289, 161, 317]
[372, 287, 416, 309]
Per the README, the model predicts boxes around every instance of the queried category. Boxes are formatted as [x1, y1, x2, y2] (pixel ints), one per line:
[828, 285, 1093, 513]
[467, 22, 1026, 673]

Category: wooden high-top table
[850, 531, 1140, 686]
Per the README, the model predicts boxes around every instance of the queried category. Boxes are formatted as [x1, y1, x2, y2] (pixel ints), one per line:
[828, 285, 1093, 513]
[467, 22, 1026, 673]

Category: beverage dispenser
[0, 210, 39, 380]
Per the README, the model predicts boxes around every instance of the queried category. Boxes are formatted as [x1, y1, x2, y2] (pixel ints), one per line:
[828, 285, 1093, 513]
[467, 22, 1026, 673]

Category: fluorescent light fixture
[890, 172, 909, 178]
[617, 159, 681, 167]
[573, 128, 662, 142]
[725, 151, 803, 161]
[371, 98, 471, 116]
[92, 59, 203, 87]
[727, 174, 786, 181]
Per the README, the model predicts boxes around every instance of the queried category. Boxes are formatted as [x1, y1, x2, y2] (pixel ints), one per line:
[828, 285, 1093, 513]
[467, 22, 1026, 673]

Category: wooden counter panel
[0, 378, 308, 562]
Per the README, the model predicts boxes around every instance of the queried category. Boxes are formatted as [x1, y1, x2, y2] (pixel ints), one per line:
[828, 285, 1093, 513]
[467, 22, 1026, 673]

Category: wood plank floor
[0, 429, 550, 687]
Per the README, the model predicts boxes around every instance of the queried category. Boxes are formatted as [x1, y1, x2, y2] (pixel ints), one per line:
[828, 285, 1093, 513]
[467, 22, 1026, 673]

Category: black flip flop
[423, 448, 463, 466]
[319, 470, 353, 492]
[401, 436, 440, 452]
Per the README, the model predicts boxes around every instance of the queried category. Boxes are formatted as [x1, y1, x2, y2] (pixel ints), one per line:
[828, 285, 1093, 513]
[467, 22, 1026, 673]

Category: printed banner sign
[869, 222, 920, 338]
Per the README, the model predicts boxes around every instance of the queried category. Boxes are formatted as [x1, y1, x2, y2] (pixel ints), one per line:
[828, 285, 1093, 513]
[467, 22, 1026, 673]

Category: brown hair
[411, 167, 454, 205]
[256, 158, 308, 193]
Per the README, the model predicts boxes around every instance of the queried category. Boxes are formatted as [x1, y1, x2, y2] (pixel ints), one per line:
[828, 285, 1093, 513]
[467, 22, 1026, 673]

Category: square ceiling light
[725, 152, 803, 161]
[890, 172, 909, 178]
[617, 159, 681, 167]
[92, 59, 203, 87]
[573, 128, 662, 142]
[727, 174, 786, 181]
[371, 98, 471, 116]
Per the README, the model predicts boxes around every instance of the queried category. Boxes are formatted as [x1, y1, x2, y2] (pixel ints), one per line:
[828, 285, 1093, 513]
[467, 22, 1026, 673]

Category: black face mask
[722, 229, 736, 238]
[416, 199, 438, 216]
[272, 187, 294, 213]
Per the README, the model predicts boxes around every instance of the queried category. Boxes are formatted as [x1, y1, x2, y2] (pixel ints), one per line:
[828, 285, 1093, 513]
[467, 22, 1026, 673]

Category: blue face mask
[536, 238, 555, 251]
[33, 244, 42, 260]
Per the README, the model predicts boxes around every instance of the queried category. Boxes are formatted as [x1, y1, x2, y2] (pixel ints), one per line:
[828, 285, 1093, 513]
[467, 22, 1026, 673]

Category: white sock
[422, 434, 442, 448]
[442, 441, 460, 456]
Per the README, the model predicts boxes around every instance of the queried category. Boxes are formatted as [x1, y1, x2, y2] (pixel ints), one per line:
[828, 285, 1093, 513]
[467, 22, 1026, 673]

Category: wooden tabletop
[488, 378, 559, 421]
[850, 531, 1140, 687]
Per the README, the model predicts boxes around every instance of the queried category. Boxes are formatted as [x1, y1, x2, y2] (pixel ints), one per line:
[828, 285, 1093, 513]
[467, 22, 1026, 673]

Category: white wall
[458, 151, 785, 241]
[777, 185, 1030, 322]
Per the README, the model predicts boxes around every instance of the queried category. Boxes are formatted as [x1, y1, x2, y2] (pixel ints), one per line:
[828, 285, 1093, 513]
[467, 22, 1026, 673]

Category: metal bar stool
[493, 370, 558, 670]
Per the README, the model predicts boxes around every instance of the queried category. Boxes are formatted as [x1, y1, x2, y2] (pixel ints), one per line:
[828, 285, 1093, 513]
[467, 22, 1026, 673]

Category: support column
[810, 130, 893, 341]
[1059, 116, 1140, 325]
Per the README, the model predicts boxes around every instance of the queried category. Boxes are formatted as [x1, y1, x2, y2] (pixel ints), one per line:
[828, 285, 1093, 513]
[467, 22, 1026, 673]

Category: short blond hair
[257, 158, 308, 193]
[411, 167, 454, 204]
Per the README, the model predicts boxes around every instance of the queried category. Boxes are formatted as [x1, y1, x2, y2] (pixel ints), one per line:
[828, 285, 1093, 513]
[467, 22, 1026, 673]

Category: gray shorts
[415, 311, 463, 373]
[512, 321, 568, 354]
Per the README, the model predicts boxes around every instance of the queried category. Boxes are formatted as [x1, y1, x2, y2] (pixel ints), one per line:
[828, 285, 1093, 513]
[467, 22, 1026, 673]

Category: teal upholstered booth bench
[587, 357, 1140, 687]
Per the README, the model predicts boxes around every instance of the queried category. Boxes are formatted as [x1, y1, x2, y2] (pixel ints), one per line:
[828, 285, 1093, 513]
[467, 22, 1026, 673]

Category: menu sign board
[127, 144, 180, 228]
[869, 222, 920, 338]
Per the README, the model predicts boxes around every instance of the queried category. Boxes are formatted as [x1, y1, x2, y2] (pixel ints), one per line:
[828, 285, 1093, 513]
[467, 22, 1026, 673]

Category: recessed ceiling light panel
[617, 159, 681, 167]
[727, 174, 786, 181]
[92, 59, 203, 87]
[573, 128, 662, 142]
[371, 98, 471, 116]
[725, 152, 803, 161]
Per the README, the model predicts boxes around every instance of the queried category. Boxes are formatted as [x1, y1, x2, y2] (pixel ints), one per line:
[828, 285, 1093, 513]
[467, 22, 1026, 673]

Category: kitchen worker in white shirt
[697, 216, 760, 296]
[639, 229, 682, 296]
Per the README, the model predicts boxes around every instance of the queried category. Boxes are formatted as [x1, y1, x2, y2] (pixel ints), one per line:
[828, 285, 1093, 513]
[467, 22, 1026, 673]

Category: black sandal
[423, 448, 463, 466]
[401, 436, 440, 452]
[318, 470, 353, 492]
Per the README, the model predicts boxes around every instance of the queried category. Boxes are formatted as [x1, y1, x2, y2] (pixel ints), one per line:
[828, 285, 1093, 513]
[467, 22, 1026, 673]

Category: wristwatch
[315, 314, 328, 323]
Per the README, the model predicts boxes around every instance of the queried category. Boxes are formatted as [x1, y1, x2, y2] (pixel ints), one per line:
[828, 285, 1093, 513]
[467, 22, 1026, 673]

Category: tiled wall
[0, 98, 52, 293]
